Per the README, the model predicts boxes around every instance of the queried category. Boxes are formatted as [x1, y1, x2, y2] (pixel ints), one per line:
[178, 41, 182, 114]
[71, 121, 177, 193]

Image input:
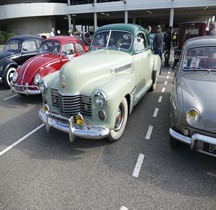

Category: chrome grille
[51, 88, 92, 117]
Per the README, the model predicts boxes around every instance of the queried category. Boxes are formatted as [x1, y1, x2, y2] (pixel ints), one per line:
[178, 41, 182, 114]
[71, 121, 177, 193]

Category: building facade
[0, 0, 215, 35]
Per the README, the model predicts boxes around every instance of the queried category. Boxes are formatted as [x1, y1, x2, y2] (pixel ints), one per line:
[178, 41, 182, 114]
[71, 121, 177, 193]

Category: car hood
[181, 72, 216, 132]
[57, 49, 133, 93]
[17, 53, 60, 84]
[0, 51, 17, 62]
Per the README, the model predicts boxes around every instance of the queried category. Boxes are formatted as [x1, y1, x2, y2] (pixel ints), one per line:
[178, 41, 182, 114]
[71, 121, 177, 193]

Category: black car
[0, 35, 42, 88]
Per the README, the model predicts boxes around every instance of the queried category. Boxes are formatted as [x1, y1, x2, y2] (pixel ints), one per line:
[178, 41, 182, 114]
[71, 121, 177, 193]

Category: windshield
[4, 39, 21, 52]
[183, 46, 216, 71]
[90, 30, 132, 51]
[39, 41, 60, 55]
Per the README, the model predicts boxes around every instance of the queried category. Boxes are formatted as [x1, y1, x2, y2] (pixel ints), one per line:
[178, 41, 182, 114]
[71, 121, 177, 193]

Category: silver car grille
[51, 88, 92, 117]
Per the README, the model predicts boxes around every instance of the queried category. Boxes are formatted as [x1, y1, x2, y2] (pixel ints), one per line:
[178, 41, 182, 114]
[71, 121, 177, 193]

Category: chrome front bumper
[169, 128, 216, 157]
[11, 83, 41, 95]
[39, 109, 110, 142]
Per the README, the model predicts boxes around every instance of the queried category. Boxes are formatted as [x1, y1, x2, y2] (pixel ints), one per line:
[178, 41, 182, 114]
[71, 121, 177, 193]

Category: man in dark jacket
[164, 26, 173, 67]
[153, 25, 164, 61]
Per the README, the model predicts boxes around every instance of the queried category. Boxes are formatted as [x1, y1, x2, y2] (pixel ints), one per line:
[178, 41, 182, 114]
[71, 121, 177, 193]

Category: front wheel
[4, 67, 16, 88]
[108, 97, 128, 142]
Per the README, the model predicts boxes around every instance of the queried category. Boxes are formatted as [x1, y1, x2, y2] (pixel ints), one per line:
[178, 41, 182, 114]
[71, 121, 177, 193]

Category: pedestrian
[153, 25, 164, 60]
[153, 25, 164, 74]
[146, 26, 152, 35]
[209, 21, 216, 36]
[164, 26, 172, 67]
[50, 28, 55, 37]
[57, 30, 61, 35]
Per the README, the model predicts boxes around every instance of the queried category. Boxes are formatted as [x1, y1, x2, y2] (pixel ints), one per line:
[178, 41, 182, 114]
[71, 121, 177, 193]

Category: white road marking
[132, 153, 145, 178]
[0, 124, 44, 156]
[153, 108, 159, 117]
[158, 96, 163, 103]
[145, 126, 153, 140]
[162, 87, 165, 92]
[120, 206, 129, 210]
[168, 71, 170, 74]
[166, 75, 169, 79]
[3, 94, 18, 101]
[164, 81, 167, 85]
[207, 172, 216, 178]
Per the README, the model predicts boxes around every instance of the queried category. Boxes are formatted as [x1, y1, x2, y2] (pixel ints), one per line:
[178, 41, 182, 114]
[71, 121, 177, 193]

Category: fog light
[43, 104, 49, 113]
[183, 128, 190, 136]
[98, 110, 105, 121]
[76, 113, 83, 126]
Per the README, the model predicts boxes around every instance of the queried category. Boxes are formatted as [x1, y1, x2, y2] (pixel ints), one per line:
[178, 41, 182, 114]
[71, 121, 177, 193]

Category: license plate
[203, 143, 216, 154]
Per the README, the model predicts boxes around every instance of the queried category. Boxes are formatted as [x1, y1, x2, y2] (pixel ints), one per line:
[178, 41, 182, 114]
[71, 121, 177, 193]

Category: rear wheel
[4, 67, 16, 88]
[108, 97, 128, 142]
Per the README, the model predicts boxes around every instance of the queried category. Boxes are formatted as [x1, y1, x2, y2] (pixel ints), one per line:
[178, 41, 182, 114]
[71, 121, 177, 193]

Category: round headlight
[186, 108, 199, 125]
[95, 90, 107, 108]
[12, 71, 18, 82]
[34, 73, 41, 85]
[38, 80, 47, 94]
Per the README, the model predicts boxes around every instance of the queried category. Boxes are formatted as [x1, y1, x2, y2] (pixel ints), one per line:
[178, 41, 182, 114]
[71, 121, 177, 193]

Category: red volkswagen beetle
[11, 36, 88, 95]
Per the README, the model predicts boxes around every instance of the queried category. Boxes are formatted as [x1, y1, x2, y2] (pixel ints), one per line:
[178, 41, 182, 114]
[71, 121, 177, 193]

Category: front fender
[92, 74, 136, 129]
[40, 66, 58, 78]
[0, 60, 18, 78]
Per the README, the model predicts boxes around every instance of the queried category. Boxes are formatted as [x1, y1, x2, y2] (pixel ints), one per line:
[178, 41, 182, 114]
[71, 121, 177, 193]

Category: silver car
[170, 36, 216, 157]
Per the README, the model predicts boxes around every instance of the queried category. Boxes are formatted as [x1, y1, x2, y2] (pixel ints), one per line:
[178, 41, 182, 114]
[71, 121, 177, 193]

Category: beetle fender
[0, 60, 18, 78]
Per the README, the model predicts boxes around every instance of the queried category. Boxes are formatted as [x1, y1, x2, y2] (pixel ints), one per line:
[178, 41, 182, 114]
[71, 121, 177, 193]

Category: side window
[75, 43, 85, 54]
[134, 32, 145, 53]
[22, 40, 38, 52]
[65, 43, 75, 55]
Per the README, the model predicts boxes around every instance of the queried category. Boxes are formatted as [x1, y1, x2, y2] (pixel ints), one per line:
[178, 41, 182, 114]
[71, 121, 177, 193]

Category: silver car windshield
[39, 41, 60, 55]
[183, 46, 216, 71]
[90, 30, 132, 51]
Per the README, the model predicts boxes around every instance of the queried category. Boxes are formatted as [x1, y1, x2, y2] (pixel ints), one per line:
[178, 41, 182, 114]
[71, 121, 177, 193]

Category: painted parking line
[161, 87, 166, 92]
[153, 108, 159, 118]
[3, 94, 18, 101]
[207, 172, 216, 178]
[0, 124, 44, 156]
[164, 81, 167, 85]
[119, 206, 128, 210]
[132, 153, 145, 178]
[145, 126, 153, 140]
[158, 96, 163, 103]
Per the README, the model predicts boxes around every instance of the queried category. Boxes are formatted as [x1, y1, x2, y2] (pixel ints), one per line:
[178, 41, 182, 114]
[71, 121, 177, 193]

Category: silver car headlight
[12, 71, 18, 82]
[95, 90, 107, 108]
[34, 73, 41, 85]
[186, 108, 199, 125]
[38, 79, 47, 94]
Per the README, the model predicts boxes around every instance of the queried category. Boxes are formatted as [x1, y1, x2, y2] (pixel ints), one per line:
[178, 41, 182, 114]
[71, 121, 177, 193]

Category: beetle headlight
[38, 80, 47, 94]
[34, 73, 41, 85]
[12, 71, 18, 82]
[95, 90, 107, 108]
[186, 108, 199, 125]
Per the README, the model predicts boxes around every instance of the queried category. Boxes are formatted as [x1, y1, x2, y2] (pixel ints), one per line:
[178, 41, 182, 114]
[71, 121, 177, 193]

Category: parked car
[173, 21, 206, 66]
[38, 23, 161, 142]
[11, 36, 88, 95]
[170, 36, 216, 157]
[0, 35, 42, 88]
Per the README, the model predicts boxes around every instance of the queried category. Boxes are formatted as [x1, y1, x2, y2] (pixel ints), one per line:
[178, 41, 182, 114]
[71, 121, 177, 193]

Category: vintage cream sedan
[170, 36, 216, 157]
[38, 23, 161, 142]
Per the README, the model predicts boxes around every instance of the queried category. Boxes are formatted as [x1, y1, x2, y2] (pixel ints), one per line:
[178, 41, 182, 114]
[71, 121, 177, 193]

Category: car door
[133, 32, 152, 99]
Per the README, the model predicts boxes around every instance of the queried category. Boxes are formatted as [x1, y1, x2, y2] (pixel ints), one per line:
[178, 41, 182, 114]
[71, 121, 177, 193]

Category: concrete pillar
[133, 17, 136, 24]
[94, 12, 97, 32]
[169, 8, 174, 27]
[125, 11, 128, 24]
[67, 14, 71, 33]
[67, 0, 70, 6]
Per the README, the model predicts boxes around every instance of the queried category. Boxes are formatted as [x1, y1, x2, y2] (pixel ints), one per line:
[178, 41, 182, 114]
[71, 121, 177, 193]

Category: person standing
[153, 25, 164, 60]
[209, 21, 216, 36]
[164, 26, 173, 67]
[49, 28, 55, 37]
